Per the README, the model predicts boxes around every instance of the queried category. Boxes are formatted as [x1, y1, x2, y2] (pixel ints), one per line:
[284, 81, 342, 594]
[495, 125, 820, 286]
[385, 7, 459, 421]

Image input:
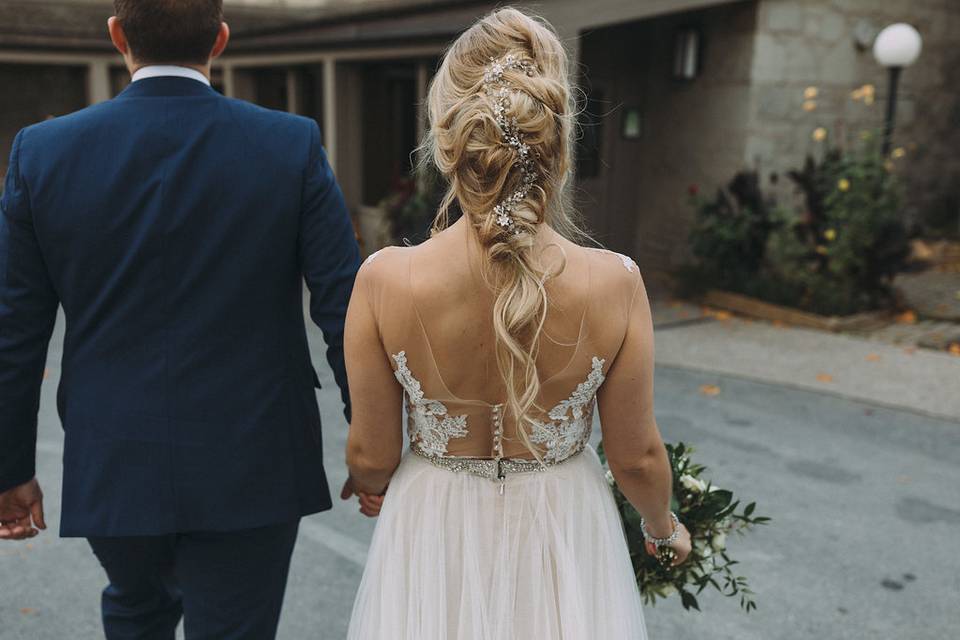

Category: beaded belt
[411, 444, 585, 495]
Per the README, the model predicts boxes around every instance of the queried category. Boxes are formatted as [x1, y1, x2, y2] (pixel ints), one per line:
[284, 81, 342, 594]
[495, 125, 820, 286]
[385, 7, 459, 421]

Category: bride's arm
[596, 273, 676, 538]
[343, 266, 404, 496]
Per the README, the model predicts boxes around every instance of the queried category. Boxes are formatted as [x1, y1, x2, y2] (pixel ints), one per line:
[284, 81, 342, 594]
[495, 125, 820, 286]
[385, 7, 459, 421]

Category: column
[285, 67, 300, 115]
[415, 60, 430, 143]
[222, 63, 237, 98]
[322, 58, 337, 173]
[87, 59, 112, 104]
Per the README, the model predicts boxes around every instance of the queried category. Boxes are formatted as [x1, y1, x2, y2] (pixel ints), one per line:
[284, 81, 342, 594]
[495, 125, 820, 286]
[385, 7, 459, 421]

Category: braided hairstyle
[422, 7, 584, 456]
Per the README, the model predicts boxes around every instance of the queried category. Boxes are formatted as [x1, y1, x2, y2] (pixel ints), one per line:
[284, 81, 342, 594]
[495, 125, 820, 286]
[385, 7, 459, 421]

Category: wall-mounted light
[621, 106, 642, 139]
[673, 27, 702, 80]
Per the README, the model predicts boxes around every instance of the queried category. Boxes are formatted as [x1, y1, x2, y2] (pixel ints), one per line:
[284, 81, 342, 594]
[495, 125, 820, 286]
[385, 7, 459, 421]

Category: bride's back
[359, 221, 640, 460]
[346, 10, 661, 638]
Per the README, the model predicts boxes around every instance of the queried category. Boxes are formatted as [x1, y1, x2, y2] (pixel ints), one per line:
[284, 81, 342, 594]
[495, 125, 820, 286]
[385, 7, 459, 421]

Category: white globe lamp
[872, 24, 922, 155]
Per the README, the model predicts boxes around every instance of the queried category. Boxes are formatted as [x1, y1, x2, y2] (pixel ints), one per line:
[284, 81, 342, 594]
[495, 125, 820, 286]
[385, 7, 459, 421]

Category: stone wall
[575, 1, 759, 272]
[745, 0, 960, 228]
[0, 64, 88, 177]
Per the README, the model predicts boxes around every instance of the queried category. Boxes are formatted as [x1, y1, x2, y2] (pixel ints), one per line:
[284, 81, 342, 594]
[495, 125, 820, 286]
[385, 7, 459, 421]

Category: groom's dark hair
[113, 0, 224, 65]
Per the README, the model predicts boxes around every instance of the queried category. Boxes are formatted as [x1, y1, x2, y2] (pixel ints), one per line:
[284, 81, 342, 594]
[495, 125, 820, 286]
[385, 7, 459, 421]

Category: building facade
[2, 0, 958, 276]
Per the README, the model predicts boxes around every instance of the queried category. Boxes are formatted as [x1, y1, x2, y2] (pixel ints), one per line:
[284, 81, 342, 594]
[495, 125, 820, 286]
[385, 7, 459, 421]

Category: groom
[0, 0, 359, 637]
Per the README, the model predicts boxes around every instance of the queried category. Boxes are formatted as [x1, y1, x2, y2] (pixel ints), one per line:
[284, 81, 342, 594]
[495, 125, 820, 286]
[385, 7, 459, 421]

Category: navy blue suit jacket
[0, 76, 360, 536]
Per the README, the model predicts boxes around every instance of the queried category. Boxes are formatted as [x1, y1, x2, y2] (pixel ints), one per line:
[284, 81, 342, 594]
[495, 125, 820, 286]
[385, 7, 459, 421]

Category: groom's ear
[209, 22, 230, 61]
[107, 16, 130, 57]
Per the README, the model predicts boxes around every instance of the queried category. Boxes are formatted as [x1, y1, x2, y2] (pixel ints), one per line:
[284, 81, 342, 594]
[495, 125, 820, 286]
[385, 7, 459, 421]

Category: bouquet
[598, 442, 770, 612]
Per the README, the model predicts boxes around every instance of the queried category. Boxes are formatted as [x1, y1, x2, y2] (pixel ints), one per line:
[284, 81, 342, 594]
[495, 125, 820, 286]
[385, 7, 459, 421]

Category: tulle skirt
[346, 446, 648, 640]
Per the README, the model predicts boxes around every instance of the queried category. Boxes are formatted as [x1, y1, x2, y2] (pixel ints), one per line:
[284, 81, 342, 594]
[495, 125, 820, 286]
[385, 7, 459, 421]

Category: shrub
[681, 136, 910, 316]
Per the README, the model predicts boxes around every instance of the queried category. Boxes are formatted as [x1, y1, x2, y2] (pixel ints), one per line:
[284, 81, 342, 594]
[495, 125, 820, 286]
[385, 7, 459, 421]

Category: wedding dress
[346, 238, 649, 640]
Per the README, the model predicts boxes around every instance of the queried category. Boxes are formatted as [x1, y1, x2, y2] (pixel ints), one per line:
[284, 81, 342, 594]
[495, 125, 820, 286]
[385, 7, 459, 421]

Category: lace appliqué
[617, 253, 637, 273]
[530, 357, 606, 463]
[363, 248, 387, 267]
[392, 351, 468, 457]
[590, 248, 637, 273]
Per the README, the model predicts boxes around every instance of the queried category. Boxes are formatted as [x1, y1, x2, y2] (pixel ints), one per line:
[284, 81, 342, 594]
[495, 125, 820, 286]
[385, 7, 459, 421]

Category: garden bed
[702, 289, 892, 332]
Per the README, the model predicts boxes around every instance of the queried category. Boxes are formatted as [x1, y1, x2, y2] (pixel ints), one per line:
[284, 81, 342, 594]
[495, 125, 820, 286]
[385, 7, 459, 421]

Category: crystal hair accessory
[482, 54, 539, 235]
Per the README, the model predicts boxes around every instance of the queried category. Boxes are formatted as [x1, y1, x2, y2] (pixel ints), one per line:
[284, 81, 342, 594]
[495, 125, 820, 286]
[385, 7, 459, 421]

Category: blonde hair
[422, 7, 584, 456]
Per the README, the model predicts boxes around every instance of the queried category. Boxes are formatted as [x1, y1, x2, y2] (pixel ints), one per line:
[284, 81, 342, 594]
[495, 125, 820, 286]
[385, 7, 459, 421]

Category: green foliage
[681, 136, 910, 316]
[379, 170, 444, 245]
[686, 171, 781, 291]
[598, 442, 769, 613]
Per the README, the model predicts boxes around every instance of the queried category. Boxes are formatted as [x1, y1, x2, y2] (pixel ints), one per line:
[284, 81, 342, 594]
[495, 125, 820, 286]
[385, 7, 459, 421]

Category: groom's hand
[340, 477, 385, 518]
[0, 478, 46, 540]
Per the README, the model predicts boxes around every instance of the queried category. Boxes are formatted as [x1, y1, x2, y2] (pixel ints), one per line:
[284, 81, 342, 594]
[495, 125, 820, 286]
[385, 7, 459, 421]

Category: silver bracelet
[640, 511, 681, 548]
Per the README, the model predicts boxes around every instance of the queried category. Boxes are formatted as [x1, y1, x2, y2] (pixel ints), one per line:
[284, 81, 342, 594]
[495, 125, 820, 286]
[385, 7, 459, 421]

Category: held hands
[340, 477, 385, 518]
[0, 478, 46, 541]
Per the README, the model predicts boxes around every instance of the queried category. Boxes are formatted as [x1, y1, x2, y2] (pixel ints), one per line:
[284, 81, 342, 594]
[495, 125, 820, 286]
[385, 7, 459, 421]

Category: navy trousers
[87, 520, 300, 640]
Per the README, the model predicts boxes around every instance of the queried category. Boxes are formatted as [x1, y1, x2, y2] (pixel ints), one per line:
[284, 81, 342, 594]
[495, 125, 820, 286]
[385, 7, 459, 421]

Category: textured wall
[576, 1, 759, 272]
[745, 0, 960, 226]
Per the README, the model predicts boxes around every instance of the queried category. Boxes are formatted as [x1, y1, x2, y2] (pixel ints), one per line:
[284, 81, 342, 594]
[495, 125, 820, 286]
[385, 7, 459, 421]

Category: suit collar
[115, 76, 219, 100]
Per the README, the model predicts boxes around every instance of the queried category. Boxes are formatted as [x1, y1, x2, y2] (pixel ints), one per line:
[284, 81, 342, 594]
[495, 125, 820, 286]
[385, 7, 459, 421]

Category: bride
[341, 8, 691, 639]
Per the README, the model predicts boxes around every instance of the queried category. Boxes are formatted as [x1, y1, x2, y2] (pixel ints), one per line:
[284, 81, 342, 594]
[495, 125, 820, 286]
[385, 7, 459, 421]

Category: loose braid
[420, 7, 586, 457]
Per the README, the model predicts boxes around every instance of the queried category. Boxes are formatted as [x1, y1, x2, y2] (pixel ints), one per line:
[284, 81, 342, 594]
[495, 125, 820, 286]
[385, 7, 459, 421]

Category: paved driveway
[2, 313, 958, 639]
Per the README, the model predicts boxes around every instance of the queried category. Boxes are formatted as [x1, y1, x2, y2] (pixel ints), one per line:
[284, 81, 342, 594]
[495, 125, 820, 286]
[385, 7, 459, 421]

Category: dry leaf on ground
[699, 384, 721, 396]
[894, 310, 917, 324]
[865, 353, 882, 362]
[816, 373, 834, 383]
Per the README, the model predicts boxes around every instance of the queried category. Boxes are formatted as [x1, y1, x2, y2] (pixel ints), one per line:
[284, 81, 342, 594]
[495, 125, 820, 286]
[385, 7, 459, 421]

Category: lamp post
[872, 23, 922, 156]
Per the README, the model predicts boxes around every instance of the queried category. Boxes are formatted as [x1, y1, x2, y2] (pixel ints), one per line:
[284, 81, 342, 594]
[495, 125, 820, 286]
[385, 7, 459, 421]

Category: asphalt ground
[2, 312, 958, 639]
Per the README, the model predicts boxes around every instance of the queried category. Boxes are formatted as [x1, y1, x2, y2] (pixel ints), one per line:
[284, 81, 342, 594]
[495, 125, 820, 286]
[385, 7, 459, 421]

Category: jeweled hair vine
[482, 54, 540, 235]
[421, 7, 588, 460]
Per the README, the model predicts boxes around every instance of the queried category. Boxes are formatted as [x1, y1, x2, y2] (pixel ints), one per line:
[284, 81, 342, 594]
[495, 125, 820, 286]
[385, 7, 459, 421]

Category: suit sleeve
[0, 130, 59, 493]
[299, 120, 361, 424]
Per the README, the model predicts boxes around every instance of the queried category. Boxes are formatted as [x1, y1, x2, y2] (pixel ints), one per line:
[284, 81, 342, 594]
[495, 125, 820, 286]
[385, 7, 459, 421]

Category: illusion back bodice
[358, 229, 642, 463]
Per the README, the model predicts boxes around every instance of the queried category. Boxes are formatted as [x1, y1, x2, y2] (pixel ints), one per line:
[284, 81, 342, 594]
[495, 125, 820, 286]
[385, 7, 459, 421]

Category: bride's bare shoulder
[581, 246, 641, 290]
[356, 245, 413, 286]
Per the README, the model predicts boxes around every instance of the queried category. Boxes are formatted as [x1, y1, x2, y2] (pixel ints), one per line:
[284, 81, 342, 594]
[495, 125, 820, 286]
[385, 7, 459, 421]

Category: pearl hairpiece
[482, 54, 538, 235]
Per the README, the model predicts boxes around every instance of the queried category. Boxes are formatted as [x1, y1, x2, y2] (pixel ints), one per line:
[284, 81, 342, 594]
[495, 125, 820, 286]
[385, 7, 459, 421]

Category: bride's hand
[357, 492, 384, 518]
[644, 522, 692, 567]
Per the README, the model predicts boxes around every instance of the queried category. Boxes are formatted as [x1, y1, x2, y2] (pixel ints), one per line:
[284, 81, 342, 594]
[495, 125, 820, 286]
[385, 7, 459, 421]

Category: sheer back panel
[360, 233, 640, 461]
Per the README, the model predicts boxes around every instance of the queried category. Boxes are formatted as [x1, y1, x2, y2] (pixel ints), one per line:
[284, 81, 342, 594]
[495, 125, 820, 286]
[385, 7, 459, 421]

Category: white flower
[711, 531, 727, 552]
[694, 539, 713, 559]
[656, 583, 676, 597]
[680, 474, 707, 493]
